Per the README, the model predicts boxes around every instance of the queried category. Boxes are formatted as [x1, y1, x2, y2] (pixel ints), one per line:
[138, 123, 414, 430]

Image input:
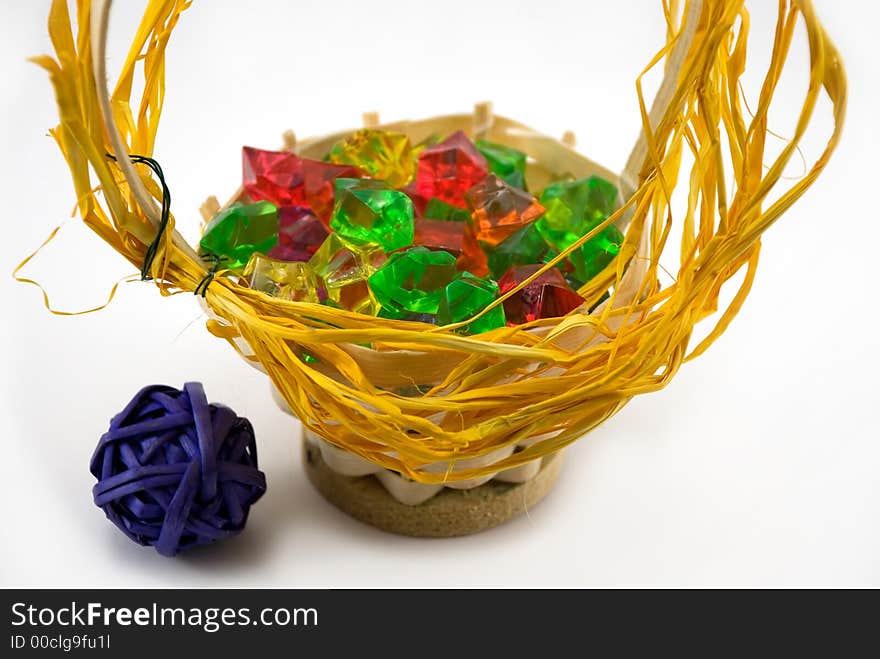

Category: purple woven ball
[90, 382, 267, 556]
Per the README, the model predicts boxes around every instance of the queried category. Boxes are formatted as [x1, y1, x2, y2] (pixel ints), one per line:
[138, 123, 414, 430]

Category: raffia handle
[620, 0, 704, 202]
[90, 0, 202, 267]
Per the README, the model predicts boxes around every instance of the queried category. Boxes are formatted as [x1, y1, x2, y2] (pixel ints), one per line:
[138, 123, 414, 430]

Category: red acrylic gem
[411, 218, 488, 276]
[242, 146, 360, 224]
[457, 223, 489, 277]
[243, 146, 303, 206]
[267, 206, 328, 262]
[301, 159, 361, 224]
[414, 218, 464, 255]
[415, 131, 488, 209]
[401, 182, 429, 218]
[498, 264, 585, 324]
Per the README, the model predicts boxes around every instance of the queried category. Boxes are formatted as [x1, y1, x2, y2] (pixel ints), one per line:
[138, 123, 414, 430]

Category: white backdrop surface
[1, 0, 877, 587]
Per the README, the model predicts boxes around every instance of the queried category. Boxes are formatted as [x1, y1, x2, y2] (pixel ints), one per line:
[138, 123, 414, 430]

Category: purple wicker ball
[90, 382, 267, 556]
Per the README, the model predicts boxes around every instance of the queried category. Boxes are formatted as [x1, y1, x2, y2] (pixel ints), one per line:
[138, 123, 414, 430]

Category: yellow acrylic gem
[243, 253, 319, 303]
[308, 234, 385, 315]
[328, 129, 415, 188]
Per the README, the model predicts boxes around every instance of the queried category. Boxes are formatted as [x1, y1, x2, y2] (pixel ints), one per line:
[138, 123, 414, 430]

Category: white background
[1, 0, 878, 588]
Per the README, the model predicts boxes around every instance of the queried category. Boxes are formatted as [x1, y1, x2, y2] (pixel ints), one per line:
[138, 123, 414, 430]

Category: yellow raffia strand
[34, 0, 845, 483]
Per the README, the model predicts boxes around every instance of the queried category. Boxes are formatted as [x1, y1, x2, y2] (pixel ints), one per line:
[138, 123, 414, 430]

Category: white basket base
[308, 432, 546, 505]
[302, 434, 563, 538]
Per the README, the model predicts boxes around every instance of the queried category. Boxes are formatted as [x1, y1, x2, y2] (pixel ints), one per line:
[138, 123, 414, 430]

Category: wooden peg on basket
[473, 101, 493, 140]
[199, 195, 220, 223]
[282, 130, 297, 152]
[362, 111, 380, 128]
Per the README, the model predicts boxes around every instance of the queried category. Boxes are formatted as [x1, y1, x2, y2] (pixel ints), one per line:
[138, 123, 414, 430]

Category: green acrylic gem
[377, 305, 408, 320]
[475, 140, 527, 180]
[487, 223, 555, 280]
[377, 306, 437, 324]
[334, 177, 387, 193]
[570, 223, 624, 283]
[368, 246, 457, 316]
[565, 273, 584, 291]
[199, 201, 279, 272]
[424, 197, 471, 223]
[330, 179, 414, 251]
[438, 272, 505, 334]
[542, 248, 561, 265]
[535, 175, 619, 251]
[503, 169, 528, 191]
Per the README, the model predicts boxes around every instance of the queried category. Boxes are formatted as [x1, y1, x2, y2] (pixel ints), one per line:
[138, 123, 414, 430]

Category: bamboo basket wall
[34, 0, 846, 485]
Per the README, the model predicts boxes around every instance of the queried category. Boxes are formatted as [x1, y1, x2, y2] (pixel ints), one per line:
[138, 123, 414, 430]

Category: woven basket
[208, 106, 637, 516]
[35, 0, 845, 530]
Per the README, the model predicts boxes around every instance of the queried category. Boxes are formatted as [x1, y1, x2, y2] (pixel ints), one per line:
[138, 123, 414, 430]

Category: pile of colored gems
[200, 129, 624, 334]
